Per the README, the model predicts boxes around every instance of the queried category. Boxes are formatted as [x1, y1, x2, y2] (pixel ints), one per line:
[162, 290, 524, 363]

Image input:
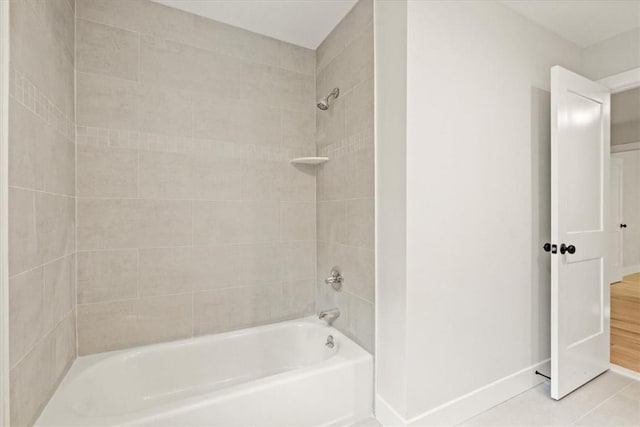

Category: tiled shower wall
[316, 0, 375, 353]
[74, 0, 317, 355]
[8, 0, 76, 425]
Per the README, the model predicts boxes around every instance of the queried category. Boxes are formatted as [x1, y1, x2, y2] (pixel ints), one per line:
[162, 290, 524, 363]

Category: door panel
[610, 157, 623, 283]
[551, 66, 611, 400]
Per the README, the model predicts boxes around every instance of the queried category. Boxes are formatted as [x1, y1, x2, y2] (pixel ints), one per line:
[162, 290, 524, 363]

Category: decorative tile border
[9, 67, 75, 142]
[319, 128, 373, 160]
[76, 125, 313, 163]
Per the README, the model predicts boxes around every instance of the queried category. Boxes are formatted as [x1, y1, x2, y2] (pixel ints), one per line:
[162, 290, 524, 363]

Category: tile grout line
[75, 16, 316, 78]
[568, 379, 637, 426]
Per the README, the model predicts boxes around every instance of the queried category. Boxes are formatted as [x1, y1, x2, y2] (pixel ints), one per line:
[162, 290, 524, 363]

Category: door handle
[543, 243, 557, 254]
[620, 224, 627, 228]
[560, 244, 576, 255]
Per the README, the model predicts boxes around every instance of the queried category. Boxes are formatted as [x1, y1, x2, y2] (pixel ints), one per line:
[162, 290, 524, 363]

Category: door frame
[598, 67, 640, 93]
[597, 67, 640, 375]
[610, 156, 624, 284]
[0, 0, 9, 424]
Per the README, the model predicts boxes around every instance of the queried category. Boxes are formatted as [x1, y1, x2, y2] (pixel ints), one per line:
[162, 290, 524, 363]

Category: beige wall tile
[315, 0, 374, 352]
[8, 99, 46, 191]
[236, 243, 283, 285]
[35, 193, 75, 263]
[9, 267, 44, 368]
[281, 163, 316, 202]
[77, 0, 195, 45]
[318, 200, 347, 245]
[316, 95, 346, 148]
[278, 43, 315, 76]
[44, 255, 75, 331]
[316, 0, 372, 73]
[318, 27, 373, 101]
[138, 84, 192, 137]
[138, 246, 238, 296]
[240, 160, 282, 201]
[77, 18, 139, 81]
[54, 311, 76, 380]
[346, 198, 374, 250]
[44, 0, 75, 62]
[45, 131, 75, 196]
[191, 154, 244, 201]
[282, 202, 316, 241]
[283, 241, 316, 281]
[282, 108, 315, 150]
[193, 201, 280, 245]
[78, 198, 192, 250]
[317, 154, 347, 201]
[190, 14, 281, 68]
[133, 200, 192, 250]
[76, 72, 139, 130]
[275, 69, 315, 112]
[140, 35, 242, 99]
[319, 242, 373, 303]
[11, 0, 75, 116]
[77, 250, 138, 304]
[10, 0, 77, 419]
[283, 279, 315, 318]
[235, 62, 284, 108]
[348, 294, 374, 353]
[78, 144, 138, 198]
[193, 97, 281, 146]
[139, 150, 245, 201]
[9, 334, 56, 427]
[9, 98, 74, 196]
[193, 285, 283, 335]
[74, 0, 319, 355]
[77, 294, 192, 354]
[9, 188, 40, 275]
[345, 78, 374, 139]
[344, 146, 374, 199]
[138, 150, 192, 199]
[319, 147, 374, 201]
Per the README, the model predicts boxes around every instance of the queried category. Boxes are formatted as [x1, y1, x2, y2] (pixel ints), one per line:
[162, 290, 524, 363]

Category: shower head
[317, 87, 340, 111]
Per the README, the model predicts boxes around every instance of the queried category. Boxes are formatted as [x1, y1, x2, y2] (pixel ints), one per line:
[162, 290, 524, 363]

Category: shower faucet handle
[325, 266, 343, 292]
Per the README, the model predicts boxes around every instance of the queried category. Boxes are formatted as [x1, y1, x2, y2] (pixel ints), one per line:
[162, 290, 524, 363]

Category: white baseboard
[375, 395, 407, 427]
[375, 359, 550, 426]
[610, 363, 640, 381]
[621, 265, 640, 277]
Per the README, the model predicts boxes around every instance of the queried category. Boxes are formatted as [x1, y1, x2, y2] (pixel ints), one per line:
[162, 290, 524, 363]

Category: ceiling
[152, 0, 357, 49]
[500, 0, 640, 47]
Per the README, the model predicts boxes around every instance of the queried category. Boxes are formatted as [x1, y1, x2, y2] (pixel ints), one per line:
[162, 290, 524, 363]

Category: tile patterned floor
[357, 372, 639, 426]
[460, 372, 639, 426]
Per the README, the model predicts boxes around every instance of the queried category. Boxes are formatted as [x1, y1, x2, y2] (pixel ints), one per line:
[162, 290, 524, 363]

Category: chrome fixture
[316, 87, 340, 110]
[325, 335, 335, 349]
[325, 266, 343, 291]
[319, 308, 340, 326]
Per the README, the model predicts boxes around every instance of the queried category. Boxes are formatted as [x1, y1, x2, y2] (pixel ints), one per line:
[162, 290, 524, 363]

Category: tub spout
[319, 308, 340, 325]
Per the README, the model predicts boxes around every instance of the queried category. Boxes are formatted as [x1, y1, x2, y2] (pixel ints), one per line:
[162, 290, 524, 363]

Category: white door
[550, 66, 611, 400]
[610, 157, 623, 284]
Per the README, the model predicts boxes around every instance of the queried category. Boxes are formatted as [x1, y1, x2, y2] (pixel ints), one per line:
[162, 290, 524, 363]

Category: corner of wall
[373, 0, 409, 419]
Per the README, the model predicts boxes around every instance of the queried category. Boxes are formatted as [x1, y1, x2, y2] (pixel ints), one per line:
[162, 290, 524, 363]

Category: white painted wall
[582, 27, 640, 81]
[613, 151, 640, 274]
[375, 0, 583, 424]
[374, 0, 408, 418]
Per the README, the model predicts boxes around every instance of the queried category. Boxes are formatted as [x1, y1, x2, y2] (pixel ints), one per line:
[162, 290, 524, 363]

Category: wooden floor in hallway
[611, 273, 640, 373]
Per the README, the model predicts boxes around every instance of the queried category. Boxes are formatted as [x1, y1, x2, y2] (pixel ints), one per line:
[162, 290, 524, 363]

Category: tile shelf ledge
[289, 157, 329, 165]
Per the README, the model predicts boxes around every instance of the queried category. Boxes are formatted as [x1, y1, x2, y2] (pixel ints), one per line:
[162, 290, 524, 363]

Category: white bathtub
[36, 317, 373, 427]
